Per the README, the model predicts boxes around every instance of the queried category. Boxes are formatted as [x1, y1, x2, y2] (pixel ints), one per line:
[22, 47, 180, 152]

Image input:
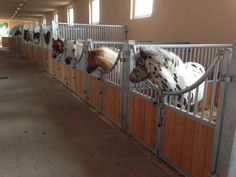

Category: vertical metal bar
[193, 86, 199, 115]
[201, 79, 209, 120]
[209, 61, 220, 122]
[210, 47, 233, 176]
[120, 41, 131, 132]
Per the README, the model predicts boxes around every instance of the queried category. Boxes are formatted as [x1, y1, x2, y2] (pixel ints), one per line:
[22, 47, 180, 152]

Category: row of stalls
[6, 21, 234, 177]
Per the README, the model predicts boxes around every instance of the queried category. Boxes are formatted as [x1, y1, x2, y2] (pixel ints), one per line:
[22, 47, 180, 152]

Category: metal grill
[53, 21, 127, 41]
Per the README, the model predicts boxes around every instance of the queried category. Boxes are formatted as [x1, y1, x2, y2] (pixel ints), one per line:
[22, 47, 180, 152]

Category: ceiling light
[17, 7, 21, 10]
[15, 11, 18, 13]
[19, 3, 24, 7]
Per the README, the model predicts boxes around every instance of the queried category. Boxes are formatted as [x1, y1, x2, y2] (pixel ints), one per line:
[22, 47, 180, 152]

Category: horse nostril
[72, 49, 75, 52]
[52, 54, 57, 58]
[87, 68, 92, 73]
[65, 58, 71, 65]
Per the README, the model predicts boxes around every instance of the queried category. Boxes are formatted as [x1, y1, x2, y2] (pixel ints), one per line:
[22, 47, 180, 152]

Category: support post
[215, 44, 236, 177]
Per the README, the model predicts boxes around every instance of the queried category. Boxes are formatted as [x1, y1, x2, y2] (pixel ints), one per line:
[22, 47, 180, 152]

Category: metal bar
[210, 47, 233, 176]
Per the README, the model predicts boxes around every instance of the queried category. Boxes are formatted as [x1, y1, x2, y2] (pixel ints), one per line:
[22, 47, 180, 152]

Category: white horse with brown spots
[130, 47, 205, 108]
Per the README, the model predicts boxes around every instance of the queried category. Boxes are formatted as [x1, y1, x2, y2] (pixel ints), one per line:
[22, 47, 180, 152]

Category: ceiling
[0, 0, 72, 20]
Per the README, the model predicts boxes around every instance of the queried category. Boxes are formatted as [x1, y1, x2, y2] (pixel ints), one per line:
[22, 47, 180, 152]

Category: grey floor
[0, 48, 172, 177]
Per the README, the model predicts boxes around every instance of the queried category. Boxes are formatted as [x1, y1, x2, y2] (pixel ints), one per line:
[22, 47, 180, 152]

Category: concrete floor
[0, 48, 173, 177]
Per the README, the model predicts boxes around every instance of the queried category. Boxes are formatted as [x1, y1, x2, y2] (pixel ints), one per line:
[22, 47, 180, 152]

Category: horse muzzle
[65, 57, 72, 65]
[52, 53, 59, 59]
[87, 68, 93, 73]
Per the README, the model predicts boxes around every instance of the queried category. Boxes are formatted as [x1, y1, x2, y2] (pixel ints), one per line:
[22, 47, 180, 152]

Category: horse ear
[140, 47, 148, 60]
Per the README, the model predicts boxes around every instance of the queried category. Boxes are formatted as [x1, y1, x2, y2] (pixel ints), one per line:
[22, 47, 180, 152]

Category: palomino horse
[52, 38, 64, 60]
[86, 47, 119, 73]
[130, 47, 205, 108]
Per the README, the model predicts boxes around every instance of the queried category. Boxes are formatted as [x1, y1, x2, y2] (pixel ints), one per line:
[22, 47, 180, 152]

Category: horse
[52, 38, 64, 60]
[86, 47, 119, 73]
[64, 40, 84, 65]
[130, 47, 205, 108]
[24, 30, 34, 42]
[44, 31, 51, 45]
[33, 32, 40, 44]
[14, 29, 21, 36]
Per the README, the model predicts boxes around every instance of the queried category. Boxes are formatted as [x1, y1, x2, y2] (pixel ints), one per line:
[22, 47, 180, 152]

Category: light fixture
[17, 7, 21, 10]
[19, 3, 23, 7]
[15, 11, 18, 13]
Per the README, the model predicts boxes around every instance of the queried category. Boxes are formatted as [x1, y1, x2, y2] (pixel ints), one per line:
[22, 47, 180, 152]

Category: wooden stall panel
[128, 93, 157, 149]
[103, 82, 121, 124]
[65, 65, 76, 91]
[59, 63, 65, 84]
[53, 61, 65, 83]
[161, 108, 214, 177]
[29, 44, 34, 61]
[2, 37, 9, 47]
[24, 43, 29, 59]
[75, 70, 85, 97]
[39, 48, 44, 68]
[9, 37, 17, 51]
[33, 46, 38, 64]
[46, 50, 54, 75]
[39, 48, 45, 68]
[42, 48, 48, 71]
[88, 75, 101, 109]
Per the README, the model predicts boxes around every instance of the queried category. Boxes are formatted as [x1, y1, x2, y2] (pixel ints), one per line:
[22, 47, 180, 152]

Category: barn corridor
[0, 48, 171, 177]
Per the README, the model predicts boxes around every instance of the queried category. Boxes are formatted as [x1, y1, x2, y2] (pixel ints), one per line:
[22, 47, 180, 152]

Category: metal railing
[52, 21, 127, 41]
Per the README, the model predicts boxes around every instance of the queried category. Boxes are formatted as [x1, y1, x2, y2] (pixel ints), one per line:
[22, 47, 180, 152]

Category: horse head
[86, 47, 118, 73]
[52, 38, 64, 59]
[44, 31, 51, 45]
[24, 30, 29, 41]
[64, 40, 83, 65]
[33, 32, 40, 44]
[129, 51, 151, 83]
[14, 29, 21, 36]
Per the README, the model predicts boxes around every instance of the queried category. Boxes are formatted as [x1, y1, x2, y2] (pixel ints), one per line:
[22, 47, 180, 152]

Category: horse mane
[140, 47, 184, 71]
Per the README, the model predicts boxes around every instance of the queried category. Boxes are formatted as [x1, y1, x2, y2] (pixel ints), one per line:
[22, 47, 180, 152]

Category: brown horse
[86, 47, 119, 73]
[52, 38, 64, 59]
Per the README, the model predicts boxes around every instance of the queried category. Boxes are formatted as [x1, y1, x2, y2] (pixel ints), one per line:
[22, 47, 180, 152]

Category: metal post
[84, 39, 93, 101]
[120, 40, 134, 132]
[100, 72, 104, 113]
[209, 49, 232, 177]
[209, 47, 233, 177]
[156, 93, 165, 156]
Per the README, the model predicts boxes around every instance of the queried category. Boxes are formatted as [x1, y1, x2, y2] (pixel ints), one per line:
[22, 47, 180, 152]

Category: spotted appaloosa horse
[130, 47, 205, 107]
[86, 47, 119, 73]
[52, 38, 64, 60]
[64, 40, 84, 65]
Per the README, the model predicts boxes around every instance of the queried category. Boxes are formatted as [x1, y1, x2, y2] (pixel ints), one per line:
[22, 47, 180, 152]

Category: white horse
[64, 40, 84, 66]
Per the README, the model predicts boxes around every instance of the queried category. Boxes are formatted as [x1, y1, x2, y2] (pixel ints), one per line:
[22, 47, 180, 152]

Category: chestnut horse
[86, 47, 119, 73]
[52, 38, 64, 60]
